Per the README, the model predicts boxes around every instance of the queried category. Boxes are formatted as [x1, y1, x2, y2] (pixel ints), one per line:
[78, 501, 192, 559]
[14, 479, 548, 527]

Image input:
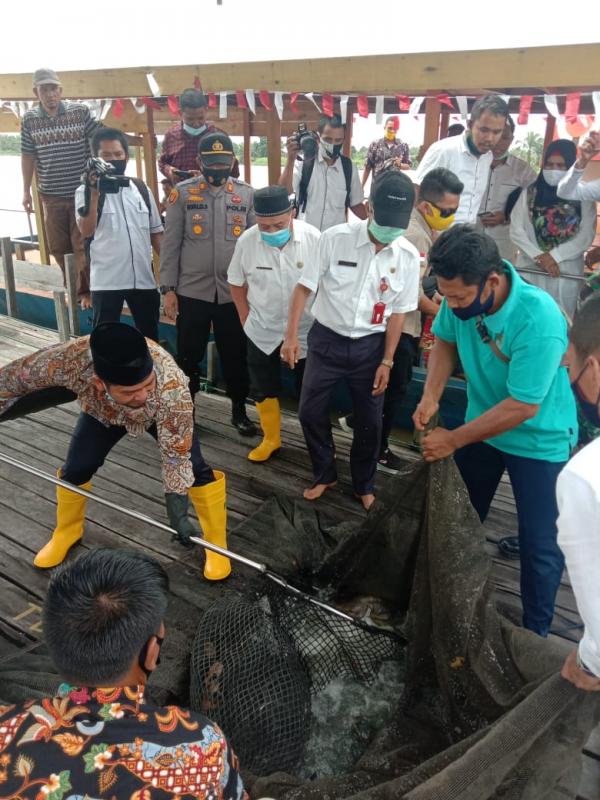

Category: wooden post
[439, 106, 450, 139]
[0, 237, 18, 318]
[143, 107, 159, 204]
[266, 107, 282, 186]
[64, 253, 80, 336]
[543, 115, 557, 152]
[421, 98, 442, 159]
[342, 109, 354, 158]
[53, 289, 70, 342]
[134, 145, 144, 179]
[31, 174, 49, 266]
[242, 108, 252, 185]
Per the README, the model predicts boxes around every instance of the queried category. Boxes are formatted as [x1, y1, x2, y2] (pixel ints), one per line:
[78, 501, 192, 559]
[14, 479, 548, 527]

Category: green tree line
[0, 135, 21, 155]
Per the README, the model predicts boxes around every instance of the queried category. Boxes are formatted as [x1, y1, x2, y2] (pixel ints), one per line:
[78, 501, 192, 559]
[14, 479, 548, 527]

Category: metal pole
[64, 253, 80, 336]
[518, 267, 587, 282]
[0, 237, 18, 318]
[53, 290, 71, 343]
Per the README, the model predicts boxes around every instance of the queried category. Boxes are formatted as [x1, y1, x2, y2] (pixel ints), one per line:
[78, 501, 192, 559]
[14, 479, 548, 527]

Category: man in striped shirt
[21, 68, 100, 302]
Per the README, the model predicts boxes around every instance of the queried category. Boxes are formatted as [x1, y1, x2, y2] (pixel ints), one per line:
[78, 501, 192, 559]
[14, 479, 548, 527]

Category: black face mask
[202, 165, 231, 186]
[138, 634, 164, 679]
[105, 159, 127, 175]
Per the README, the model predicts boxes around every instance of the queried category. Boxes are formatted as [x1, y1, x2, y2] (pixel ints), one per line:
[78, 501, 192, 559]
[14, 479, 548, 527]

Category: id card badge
[371, 302, 386, 325]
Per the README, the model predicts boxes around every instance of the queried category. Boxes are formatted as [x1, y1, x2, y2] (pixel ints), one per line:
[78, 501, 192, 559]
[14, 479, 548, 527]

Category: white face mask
[320, 140, 334, 159]
[542, 168, 566, 186]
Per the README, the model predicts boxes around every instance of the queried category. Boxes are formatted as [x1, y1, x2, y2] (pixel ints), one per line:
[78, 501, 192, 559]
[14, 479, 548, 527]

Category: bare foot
[355, 493, 375, 511]
[303, 481, 337, 501]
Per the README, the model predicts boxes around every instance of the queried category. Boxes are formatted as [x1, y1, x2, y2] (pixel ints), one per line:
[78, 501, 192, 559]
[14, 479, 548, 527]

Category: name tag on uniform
[227, 204, 247, 213]
[256, 266, 273, 271]
[186, 203, 208, 210]
[337, 260, 357, 267]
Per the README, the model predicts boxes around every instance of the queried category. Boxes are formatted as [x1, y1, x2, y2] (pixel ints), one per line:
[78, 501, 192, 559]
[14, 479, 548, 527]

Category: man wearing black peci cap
[282, 171, 420, 509]
[228, 185, 320, 462]
[0, 323, 232, 580]
[160, 132, 257, 435]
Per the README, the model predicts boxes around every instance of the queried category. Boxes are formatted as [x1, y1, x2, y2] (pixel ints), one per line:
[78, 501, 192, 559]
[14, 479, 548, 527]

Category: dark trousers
[454, 441, 566, 637]
[298, 321, 385, 495]
[91, 289, 160, 341]
[344, 332, 417, 453]
[176, 295, 249, 401]
[247, 338, 305, 402]
[40, 193, 89, 297]
[61, 412, 214, 487]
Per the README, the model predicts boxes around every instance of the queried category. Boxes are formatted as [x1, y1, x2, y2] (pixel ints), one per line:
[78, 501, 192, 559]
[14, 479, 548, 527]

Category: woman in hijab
[509, 139, 596, 318]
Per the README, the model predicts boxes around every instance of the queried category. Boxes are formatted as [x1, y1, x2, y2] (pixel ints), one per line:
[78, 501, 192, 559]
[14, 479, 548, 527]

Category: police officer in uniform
[160, 132, 257, 435]
[282, 171, 420, 510]
[228, 185, 320, 462]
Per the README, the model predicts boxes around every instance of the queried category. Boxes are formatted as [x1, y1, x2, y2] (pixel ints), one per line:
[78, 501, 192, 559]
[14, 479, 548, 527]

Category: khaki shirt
[160, 175, 255, 303]
[402, 210, 434, 338]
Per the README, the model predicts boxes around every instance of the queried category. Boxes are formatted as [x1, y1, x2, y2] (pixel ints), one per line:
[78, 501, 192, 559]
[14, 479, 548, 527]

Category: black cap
[90, 323, 153, 387]
[254, 185, 293, 217]
[199, 132, 234, 164]
[370, 171, 415, 228]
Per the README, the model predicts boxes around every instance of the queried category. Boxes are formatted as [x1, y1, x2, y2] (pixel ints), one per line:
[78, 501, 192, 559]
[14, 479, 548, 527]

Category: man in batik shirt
[0, 322, 230, 580]
[0, 548, 247, 799]
[361, 116, 412, 188]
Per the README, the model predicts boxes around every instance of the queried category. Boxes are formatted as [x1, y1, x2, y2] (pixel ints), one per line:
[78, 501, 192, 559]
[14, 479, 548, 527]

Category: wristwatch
[381, 358, 394, 369]
[160, 286, 176, 295]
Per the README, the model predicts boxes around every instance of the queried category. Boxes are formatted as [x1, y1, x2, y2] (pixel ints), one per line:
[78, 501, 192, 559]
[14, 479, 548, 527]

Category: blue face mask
[183, 122, 207, 136]
[451, 277, 495, 321]
[571, 362, 600, 428]
[261, 228, 291, 248]
[368, 220, 405, 244]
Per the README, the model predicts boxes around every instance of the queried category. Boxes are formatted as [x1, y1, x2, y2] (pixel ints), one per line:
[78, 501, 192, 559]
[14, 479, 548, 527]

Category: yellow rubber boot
[188, 470, 231, 581]
[248, 398, 281, 462]
[34, 479, 92, 569]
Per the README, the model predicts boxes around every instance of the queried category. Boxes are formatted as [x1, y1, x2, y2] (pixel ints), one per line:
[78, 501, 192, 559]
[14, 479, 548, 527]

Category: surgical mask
[261, 228, 291, 248]
[183, 122, 207, 136]
[368, 220, 405, 244]
[542, 169, 566, 186]
[451, 277, 495, 321]
[202, 165, 231, 186]
[571, 362, 600, 428]
[422, 203, 455, 232]
[105, 159, 127, 175]
[384, 129, 396, 141]
[320, 141, 343, 160]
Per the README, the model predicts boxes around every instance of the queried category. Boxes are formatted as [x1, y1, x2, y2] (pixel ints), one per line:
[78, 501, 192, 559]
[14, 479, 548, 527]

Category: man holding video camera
[279, 114, 367, 231]
[76, 128, 163, 341]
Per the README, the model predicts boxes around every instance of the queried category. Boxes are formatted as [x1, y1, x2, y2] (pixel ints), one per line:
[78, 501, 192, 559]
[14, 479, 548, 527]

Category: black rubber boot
[231, 400, 258, 437]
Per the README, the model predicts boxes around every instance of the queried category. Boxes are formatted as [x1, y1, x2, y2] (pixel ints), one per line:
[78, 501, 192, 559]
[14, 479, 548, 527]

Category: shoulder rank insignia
[168, 188, 180, 205]
[199, 181, 207, 190]
[226, 182, 234, 193]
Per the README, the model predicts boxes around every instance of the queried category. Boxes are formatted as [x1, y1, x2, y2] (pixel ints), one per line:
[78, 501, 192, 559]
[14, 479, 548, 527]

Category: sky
[1, 0, 598, 73]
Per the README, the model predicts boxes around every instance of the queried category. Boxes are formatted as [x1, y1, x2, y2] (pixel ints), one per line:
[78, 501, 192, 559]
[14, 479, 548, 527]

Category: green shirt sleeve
[431, 299, 458, 343]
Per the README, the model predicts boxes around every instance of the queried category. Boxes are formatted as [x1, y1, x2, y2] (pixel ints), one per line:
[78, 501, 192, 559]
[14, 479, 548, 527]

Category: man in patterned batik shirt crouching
[0, 322, 231, 581]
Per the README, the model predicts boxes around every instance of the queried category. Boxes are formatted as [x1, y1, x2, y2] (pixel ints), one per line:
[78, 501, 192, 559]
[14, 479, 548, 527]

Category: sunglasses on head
[428, 201, 458, 218]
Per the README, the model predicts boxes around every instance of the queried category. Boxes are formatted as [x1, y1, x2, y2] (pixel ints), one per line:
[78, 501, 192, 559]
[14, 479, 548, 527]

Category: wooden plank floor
[0, 316, 581, 697]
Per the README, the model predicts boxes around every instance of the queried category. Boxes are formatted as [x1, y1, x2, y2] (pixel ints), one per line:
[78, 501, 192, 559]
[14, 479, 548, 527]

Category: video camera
[293, 123, 318, 160]
[82, 157, 130, 194]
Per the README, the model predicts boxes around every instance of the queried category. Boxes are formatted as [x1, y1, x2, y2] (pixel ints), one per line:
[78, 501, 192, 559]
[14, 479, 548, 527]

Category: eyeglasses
[428, 201, 458, 218]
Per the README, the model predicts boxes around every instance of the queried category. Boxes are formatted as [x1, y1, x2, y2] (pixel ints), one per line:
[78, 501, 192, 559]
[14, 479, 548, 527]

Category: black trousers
[91, 289, 160, 341]
[298, 321, 385, 495]
[61, 412, 214, 487]
[247, 338, 305, 402]
[176, 294, 249, 401]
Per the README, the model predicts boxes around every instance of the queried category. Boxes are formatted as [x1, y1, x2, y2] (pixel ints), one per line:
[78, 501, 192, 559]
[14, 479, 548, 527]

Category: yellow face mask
[422, 203, 455, 231]
[384, 129, 396, 141]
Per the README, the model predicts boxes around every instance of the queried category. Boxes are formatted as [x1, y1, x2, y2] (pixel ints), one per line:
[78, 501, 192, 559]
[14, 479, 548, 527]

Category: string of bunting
[1, 91, 599, 129]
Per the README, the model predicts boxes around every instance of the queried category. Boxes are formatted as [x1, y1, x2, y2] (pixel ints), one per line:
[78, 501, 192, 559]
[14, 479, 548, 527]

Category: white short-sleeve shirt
[75, 181, 163, 292]
[299, 220, 420, 339]
[292, 151, 364, 231]
[227, 219, 320, 356]
[414, 133, 493, 224]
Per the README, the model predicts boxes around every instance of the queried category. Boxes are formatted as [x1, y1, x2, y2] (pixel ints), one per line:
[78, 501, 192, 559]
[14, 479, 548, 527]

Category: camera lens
[301, 136, 317, 158]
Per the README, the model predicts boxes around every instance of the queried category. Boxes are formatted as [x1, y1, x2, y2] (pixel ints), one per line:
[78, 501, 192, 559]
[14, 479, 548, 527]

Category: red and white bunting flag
[289, 92, 300, 113]
[375, 96, 384, 124]
[208, 92, 218, 108]
[321, 93, 334, 117]
[219, 92, 228, 119]
[339, 95, 349, 123]
[409, 96, 424, 118]
[396, 95, 410, 112]
[274, 92, 284, 119]
[259, 91, 272, 110]
[235, 90, 248, 109]
[245, 90, 256, 114]
[565, 92, 581, 123]
[517, 95, 534, 125]
[356, 95, 369, 118]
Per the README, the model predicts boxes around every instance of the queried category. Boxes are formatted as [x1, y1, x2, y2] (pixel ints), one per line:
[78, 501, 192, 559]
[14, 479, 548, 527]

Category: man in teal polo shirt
[413, 224, 577, 637]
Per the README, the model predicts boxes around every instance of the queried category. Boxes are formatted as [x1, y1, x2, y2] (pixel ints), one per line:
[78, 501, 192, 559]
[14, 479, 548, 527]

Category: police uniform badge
[193, 224, 203, 235]
[168, 189, 179, 205]
[297, 261, 304, 269]
[232, 194, 242, 204]
[192, 214, 204, 222]
[232, 214, 243, 224]
[226, 182, 234, 193]
[232, 225, 242, 237]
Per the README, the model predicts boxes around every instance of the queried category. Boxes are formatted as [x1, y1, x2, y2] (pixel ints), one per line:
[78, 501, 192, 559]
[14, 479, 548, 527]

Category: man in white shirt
[477, 116, 537, 261]
[228, 186, 319, 462]
[76, 128, 163, 340]
[279, 114, 367, 231]
[558, 129, 600, 203]
[415, 95, 509, 224]
[557, 292, 600, 690]
[282, 171, 420, 510]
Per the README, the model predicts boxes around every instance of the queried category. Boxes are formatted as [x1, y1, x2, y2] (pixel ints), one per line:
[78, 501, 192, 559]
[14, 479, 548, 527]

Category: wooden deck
[0, 316, 581, 701]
